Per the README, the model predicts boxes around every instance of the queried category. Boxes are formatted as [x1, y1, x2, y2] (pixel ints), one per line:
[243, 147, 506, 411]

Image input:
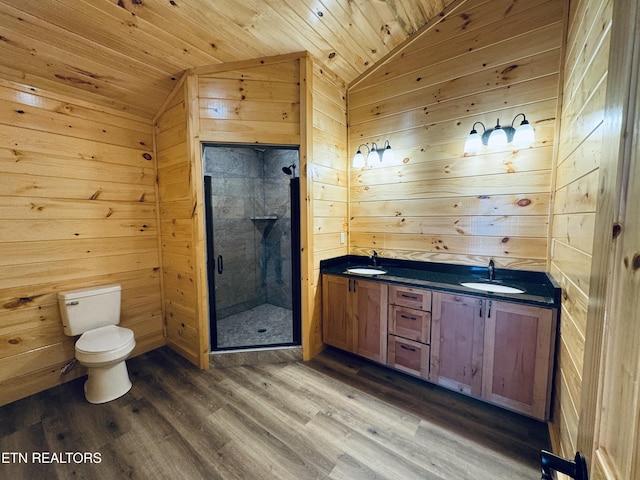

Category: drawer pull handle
[400, 345, 416, 352]
[400, 294, 419, 300]
[400, 314, 417, 321]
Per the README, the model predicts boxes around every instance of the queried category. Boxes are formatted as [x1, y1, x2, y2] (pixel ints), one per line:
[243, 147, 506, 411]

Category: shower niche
[203, 144, 301, 350]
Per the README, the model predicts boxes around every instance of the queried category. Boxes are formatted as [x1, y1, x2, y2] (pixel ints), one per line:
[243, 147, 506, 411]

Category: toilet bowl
[58, 284, 136, 404]
[75, 325, 136, 404]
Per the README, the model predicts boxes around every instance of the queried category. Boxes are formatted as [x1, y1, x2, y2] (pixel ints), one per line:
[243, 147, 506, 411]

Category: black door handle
[217, 255, 223, 274]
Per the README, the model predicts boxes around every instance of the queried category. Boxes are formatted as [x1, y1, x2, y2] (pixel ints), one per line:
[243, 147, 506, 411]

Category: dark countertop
[320, 255, 561, 308]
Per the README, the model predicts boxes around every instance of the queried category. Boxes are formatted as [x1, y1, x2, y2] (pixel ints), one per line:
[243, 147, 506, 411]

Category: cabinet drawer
[389, 285, 431, 310]
[387, 335, 430, 380]
[389, 306, 431, 344]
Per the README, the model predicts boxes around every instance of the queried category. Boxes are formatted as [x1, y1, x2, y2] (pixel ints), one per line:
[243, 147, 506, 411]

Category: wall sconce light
[463, 113, 535, 155]
[353, 140, 395, 168]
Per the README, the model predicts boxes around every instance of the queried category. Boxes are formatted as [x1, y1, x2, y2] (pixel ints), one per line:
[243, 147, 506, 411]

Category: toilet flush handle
[66, 301, 79, 306]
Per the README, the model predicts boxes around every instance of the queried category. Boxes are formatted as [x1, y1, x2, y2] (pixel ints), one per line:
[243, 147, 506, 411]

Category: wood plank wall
[548, 0, 611, 460]
[347, 0, 564, 271]
[196, 56, 305, 361]
[310, 61, 349, 356]
[155, 54, 336, 362]
[155, 79, 207, 367]
[0, 79, 164, 406]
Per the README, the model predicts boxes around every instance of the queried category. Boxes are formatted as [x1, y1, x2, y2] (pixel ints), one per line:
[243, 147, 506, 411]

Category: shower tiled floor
[216, 303, 293, 348]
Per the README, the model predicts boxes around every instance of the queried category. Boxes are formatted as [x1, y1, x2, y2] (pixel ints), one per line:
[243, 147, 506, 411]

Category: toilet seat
[75, 325, 135, 365]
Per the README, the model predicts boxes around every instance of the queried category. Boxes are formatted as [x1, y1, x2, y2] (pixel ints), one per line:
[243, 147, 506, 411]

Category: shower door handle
[217, 255, 223, 274]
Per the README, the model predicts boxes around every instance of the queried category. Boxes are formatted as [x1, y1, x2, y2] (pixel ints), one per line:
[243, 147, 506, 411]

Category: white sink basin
[460, 282, 525, 294]
[346, 267, 387, 275]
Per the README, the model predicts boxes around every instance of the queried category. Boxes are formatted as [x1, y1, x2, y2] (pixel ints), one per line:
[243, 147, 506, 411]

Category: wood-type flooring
[0, 346, 549, 479]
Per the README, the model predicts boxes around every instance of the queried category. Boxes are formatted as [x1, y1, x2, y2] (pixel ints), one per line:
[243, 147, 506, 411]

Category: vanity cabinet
[322, 274, 388, 363]
[322, 275, 351, 352]
[387, 285, 431, 379]
[430, 292, 485, 396]
[321, 268, 557, 420]
[431, 291, 557, 419]
[482, 300, 556, 420]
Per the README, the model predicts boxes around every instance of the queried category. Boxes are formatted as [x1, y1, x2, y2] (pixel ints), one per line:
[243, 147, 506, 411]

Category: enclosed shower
[203, 144, 301, 350]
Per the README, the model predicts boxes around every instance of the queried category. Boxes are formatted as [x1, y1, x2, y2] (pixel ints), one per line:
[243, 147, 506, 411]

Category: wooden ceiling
[0, 0, 452, 119]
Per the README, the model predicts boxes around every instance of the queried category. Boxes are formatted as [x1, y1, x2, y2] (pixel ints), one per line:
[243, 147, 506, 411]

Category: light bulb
[513, 121, 535, 149]
[368, 147, 379, 165]
[464, 131, 483, 155]
[352, 150, 365, 168]
[487, 126, 508, 149]
[381, 145, 395, 165]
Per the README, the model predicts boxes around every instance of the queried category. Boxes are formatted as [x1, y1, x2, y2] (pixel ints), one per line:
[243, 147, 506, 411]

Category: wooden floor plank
[214, 371, 337, 474]
[0, 346, 549, 479]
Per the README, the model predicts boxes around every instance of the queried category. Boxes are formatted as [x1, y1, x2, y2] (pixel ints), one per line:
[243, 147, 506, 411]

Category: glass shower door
[203, 145, 300, 351]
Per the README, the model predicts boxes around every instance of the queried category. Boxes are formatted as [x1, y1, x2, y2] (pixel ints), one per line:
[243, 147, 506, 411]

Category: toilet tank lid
[58, 284, 121, 301]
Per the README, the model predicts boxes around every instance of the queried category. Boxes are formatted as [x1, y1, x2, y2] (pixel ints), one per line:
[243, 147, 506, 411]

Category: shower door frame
[203, 145, 302, 351]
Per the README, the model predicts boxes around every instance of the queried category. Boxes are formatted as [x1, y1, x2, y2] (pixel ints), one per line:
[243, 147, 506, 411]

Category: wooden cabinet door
[322, 275, 352, 352]
[482, 301, 556, 420]
[387, 335, 430, 380]
[431, 292, 484, 396]
[352, 279, 388, 363]
[389, 305, 431, 344]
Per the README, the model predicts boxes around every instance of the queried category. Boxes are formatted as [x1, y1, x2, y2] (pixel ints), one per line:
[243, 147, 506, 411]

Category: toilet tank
[58, 284, 122, 336]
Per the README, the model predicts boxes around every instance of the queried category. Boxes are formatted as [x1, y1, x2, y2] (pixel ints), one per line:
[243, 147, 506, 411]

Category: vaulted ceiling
[0, 0, 452, 119]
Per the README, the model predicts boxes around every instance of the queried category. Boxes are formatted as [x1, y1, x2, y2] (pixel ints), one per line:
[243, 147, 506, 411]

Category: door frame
[578, 0, 640, 477]
[202, 146, 303, 351]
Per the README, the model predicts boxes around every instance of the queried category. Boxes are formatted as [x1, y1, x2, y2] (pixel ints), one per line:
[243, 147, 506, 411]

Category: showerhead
[282, 164, 296, 176]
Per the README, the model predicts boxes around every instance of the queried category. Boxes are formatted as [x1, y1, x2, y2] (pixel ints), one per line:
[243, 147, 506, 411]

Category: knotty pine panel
[0, 123, 154, 168]
[351, 194, 551, 218]
[554, 357, 580, 464]
[0, 97, 154, 150]
[555, 127, 603, 189]
[0, 252, 160, 291]
[155, 80, 204, 368]
[347, 0, 563, 271]
[156, 56, 311, 366]
[552, 169, 599, 215]
[0, 80, 163, 406]
[311, 62, 348, 252]
[546, 0, 610, 455]
[314, 217, 347, 236]
[349, 51, 561, 125]
[2, 237, 158, 267]
[0, 196, 157, 222]
[551, 213, 596, 255]
[352, 0, 558, 93]
[350, 78, 559, 141]
[0, 150, 155, 189]
[354, 146, 555, 186]
[351, 232, 547, 260]
[551, 241, 593, 300]
[549, 263, 589, 336]
[351, 171, 551, 201]
[311, 61, 348, 357]
[350, 215, 549, 238]
[313, 183, 347, 203]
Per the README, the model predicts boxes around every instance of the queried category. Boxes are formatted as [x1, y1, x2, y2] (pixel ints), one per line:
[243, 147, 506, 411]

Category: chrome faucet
[488, 259, 495, 281]
[370, 250, 379, 267]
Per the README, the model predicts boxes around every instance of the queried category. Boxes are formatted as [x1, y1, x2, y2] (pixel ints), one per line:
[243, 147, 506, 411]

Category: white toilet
[58, 284, 136, 404]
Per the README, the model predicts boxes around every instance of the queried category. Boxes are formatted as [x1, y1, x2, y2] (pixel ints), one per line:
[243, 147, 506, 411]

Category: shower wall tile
[203, 145, 299, 322]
